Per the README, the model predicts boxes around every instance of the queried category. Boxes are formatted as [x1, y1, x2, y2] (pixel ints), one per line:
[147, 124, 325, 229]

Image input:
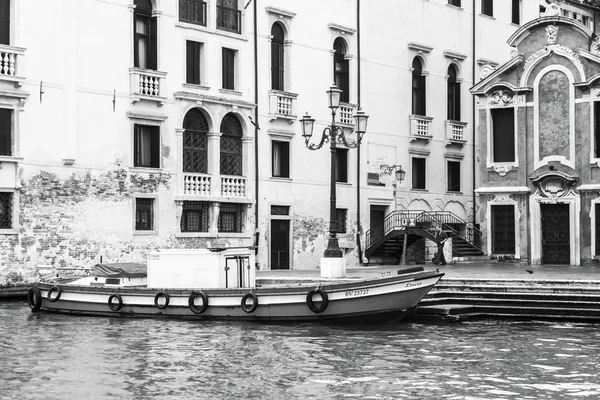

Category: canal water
[1, 302, 600, 400]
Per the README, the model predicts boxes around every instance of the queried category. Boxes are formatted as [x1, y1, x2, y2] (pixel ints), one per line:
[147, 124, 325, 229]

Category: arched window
[183, 108, 209, 174]
[412, 57, 426, 116]
[334, 38, 349, 103]
[447, 65, 461, 121]
[271, 23, 285, 91]
[220, 114, 243, 176]
[134, 0, 157, 70]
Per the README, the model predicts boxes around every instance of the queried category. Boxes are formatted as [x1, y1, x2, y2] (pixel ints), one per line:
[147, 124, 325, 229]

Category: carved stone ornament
[491, 165, 514, 176]
[591, 35, 600, 55]
[523, 45, 582, 73]
[540, 3, 560, 17]
[546, 25, 558, 45]
[536, 176, 576, 198]
[488, 90, 514, 105]
[479, 64, 495, 81]
[592, 85, 600, 97]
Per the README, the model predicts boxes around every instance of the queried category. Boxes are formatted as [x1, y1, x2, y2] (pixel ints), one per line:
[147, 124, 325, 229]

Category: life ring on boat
[27, 287, 42, 311]
[241, 292, 258, 313]
[108, 294, 123, 312]
[188, 291, 209, 314]
[47, 286, 62, 303]
[154, 291, 170, 309]
[306, 289, 329, 313]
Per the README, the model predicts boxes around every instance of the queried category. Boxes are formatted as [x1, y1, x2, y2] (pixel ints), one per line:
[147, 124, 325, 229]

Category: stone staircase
[411, 278, 600, 321]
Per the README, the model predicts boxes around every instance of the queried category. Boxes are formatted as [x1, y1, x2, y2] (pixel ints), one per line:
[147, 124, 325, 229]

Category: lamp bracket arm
[305, 127, 331, 151]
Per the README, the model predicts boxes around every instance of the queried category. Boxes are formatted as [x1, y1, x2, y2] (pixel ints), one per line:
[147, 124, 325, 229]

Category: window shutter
[0, 0, 9, 45]
[149, 17, 158, 70]
[186, 41, 201, 84]
[455, 82, 461, 121]
[271, 41, 280, 90]
[134, 124, 141, 166]
[151, 126, 160, 168]
[0, 109, 11, 156]
[281, 142, 289, 178]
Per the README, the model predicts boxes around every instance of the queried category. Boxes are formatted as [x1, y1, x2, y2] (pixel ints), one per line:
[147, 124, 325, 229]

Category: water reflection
[1, 303, 600, 399]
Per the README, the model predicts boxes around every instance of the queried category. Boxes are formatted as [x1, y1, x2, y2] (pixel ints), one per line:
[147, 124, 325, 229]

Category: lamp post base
[320, 257, 346, 278]
[323, 237, 343, 258]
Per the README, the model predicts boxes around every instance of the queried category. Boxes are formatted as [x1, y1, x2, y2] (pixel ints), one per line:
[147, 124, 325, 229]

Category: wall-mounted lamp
[380, 164, 406, 182]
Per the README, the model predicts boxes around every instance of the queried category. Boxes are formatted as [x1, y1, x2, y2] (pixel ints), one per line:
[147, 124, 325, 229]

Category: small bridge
[365, 210, 483, 263]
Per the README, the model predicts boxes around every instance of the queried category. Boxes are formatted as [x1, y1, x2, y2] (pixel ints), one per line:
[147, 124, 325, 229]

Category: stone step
[420, 296, 600, 309]
[414, 304, 600, 320]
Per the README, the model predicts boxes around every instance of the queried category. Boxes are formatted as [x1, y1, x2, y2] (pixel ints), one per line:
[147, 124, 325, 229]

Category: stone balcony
[129, 68, 168, 106]
[182, 173, 247, 199]
[445, 120, 468, 147]
[0, 44, 25, 87]
[337, 102, 357, 128]
[409, 115, 433, 142]
[268, 90, 298, 123]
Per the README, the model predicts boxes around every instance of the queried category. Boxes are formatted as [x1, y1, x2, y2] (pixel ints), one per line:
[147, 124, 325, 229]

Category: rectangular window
[511, 0, 520, 24]
[594, 102, 600, 158]
[491, 108, 515, 163]
[447, 161, 461, 192]
[481, 0, 493, 17]
[448, 0, 461, 6]
[181, 201, 209, 232]
[272, 140, 290, 178]
[0, 192, 12, 229]
[412, 74, 426, 116]
[447, 80, 460, 121]
[222, 47, 235, 90]
[186, 40, 202, 85]
[0, 108, 11, 156]
[218, 203, 242, 233]
[134, 124, 160, 168]
[271, 205, 289, 216]
[583, 16, 590, 28]
[596, 204, 600, 256]
[335, 149, 348, 183]
[217, 0, 241, 34]
[336, 208, 347, 234]
[412, 157, 426, 190]
[0, 0, 9, 45]
[179, 0, 207, 26]
[334, 56, 350, 103]
[135, 198, 154, 231]
[134, 11, 157, 70]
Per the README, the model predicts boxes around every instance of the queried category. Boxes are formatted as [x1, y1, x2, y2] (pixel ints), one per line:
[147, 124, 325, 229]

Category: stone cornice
[328, 23, 356, 35]
[444, 50, 467, 61]
[173, 91, 256, 110]
[265, 6, 296, 19]
[408, 42, 433, 53]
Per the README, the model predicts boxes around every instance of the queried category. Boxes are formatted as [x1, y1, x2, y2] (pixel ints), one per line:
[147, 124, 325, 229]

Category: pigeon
[526, 269, 534, 274]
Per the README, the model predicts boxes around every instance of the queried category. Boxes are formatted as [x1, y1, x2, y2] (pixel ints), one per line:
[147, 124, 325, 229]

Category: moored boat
[27, 248, 444, 322]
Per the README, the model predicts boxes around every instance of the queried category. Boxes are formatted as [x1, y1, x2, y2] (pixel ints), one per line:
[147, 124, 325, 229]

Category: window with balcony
[512, 0, 520, 24]
[491, 108, 515, 162]
[0, 108, 11, 156]
[447, 65, 460, 121]
[134, 124, 160, 168]
[412, 157, 426, 190]
[336, 208, 347, 234]
[412, 57, 426, 116]
[135, 197, 155, 231]
[181, 201, 209, 232]
[134, 0, 157, 70]
[448, 0, 461, 6]
[271, 23, 285, 91]
[0, 0, 9, 45]
[217, 0, 241, 34]
[447, 161, 461, 192]
[220, 113, 243, 176]
[481, 0, 493, 17]
[333, 38, 349, 103]
[272, 140, 289, 178]
[0, 192, 12, 229]
[179, 0, 207, 26]
[183, 108, 208, 174]
[222, 47, 236, 90]
[186, 40, 202, 85]
[218, 203, 243, 232]
[335, 148, 348, 183]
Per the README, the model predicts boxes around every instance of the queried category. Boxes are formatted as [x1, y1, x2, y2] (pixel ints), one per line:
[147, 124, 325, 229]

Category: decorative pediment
[530, 171, 578, 199]
[488, 89, 514, 105]
[470, 55, 525, 95]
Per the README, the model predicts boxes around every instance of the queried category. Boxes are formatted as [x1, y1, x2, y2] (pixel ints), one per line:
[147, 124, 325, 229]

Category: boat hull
[32, 270, 444, 322]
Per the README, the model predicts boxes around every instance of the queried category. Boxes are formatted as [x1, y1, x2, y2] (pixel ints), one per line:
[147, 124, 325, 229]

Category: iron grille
[183, 109, 208, 173]
[0, 192, 12, 229]
[271, 205, 289, 216]
[181, 201, 209, 232]
[179, 0, 207, 26]
[135, 198, 154, 231]
[336, 209, 347, 234]
[491, 205, 515, 254]
[220, 114, 242, 176]
[596, 204, 600, 256]
[218, 203, 242, 233]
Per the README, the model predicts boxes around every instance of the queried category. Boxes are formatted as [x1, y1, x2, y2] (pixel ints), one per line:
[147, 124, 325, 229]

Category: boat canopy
[93, 263, 147, 278]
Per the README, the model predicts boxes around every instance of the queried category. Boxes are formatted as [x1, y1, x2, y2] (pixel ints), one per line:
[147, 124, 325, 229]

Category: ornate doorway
[541, 203, 570, 264]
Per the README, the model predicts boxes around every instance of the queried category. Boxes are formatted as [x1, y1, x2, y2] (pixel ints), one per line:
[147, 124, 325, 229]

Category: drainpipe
[472, 0, 477, 226]
[356, 0, 363, 264]
[253, 0, 259, 251]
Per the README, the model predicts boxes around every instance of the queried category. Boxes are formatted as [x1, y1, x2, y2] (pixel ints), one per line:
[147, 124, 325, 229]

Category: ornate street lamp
[300, 85, 369, 259]
[380, 164, 406, 182]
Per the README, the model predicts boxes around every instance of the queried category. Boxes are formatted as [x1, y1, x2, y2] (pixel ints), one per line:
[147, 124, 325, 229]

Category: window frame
[335, 148, 348, 183]
[412, 57, 426, 116]
[216, 0, 241, 34]
[222, 47, 236, 90]
[447, 160, 461, 193]
[481, 0, 493, 17]
[133, 195, 158, 235]
[186, 40, 203, 85]
[133, 1, 157, 70]
[0, 108, 12, 156]
[411, 157, 427, 190]
[179, 0, 207, 27]
[490, 107, 516, 164]
[511, 0, 521, 25]
[336, 208, 348, 234]
[447, 65, 461, 121]
[133, 124, 161, 169]
[0, 191, 13, 231]
[272, 140, 290, 178]
[218, 202, 243, 233]
[448, 0, 461, 7]
[271, 23, 285, 91]
[180, 200, 210, 233]
[333, 38, 350, 103]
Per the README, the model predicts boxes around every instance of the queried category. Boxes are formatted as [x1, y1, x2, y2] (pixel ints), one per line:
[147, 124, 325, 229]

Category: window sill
[215, 28, 248, 41]
[175, 232, 252, 239]
[479, 13, 495, 20]
[219, 88, 243, 96]
[336, 182, 352, 186]
[411, 188, 428, 192]
[183, 83, 211, 91]
[0, 229, 18, 235]
[446, 191, 463, 195]
[0, 156, 24, 166]
[175, 21, 211, 33]
[445, 4, 463, 11]
[133, 231, 158, 236]
[591, 159, 600, 168]
[270, 176, 292, 182]
[130, 166, 163, 173]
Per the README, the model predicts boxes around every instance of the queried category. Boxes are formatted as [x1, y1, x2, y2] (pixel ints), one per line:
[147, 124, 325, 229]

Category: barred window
[135, 198, 154, 231]
[220, 113, 243, 176]
[179, 0, 207, 26]
[336, 208, 347, 234]
[183, 108, 209, 174]
[181, 201, 209, 232]
[218, 203, 242, 233]
[0, 192, 12, 229]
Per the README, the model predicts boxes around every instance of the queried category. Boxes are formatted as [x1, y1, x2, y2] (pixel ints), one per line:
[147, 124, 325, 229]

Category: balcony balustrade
[409, 115, 433, 142]
[183, 173, 211, 196]
[129, 68, 167, 106]
[337, 103, 356, 127]
[268, 90, 298, 123]
[0, 44, 25, 86]
[221, 176, 246, 198]
[445, 120, 468, 146]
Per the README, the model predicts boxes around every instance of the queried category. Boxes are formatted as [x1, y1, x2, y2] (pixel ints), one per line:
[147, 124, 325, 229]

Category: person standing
[433, 225, 448, 265]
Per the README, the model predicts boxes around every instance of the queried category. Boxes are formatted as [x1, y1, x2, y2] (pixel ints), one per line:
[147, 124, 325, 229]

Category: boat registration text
[345, 289, 369, 297]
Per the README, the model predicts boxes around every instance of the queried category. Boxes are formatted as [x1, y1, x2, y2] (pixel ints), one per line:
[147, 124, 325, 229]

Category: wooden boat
[27, 248, 444, 322]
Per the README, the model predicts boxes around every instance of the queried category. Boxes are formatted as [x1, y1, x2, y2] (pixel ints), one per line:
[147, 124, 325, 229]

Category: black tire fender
[188, 291, 209, 314]
[154, 291, 170, 309]
[306, 289, 329, 313]
[47, 286, 62, 303]
[27, 287, 42, 311]
[108, 294, 123, 312]
[241, 292, 258, 313]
